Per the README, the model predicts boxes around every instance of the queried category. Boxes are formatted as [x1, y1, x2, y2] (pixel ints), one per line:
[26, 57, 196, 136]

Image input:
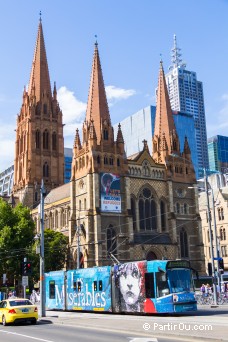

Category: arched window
[107, 225, 117, 256]
[34, 192, 38, 202]
[180, 229, 189, 258]
[221, 208, 224, 220]
[103, 129, 108, 140]
[138, 188, 157, 231]
[183, 203, 188, 214]
[97, 155, 100, 164]
[104, 156, 108, 165]
[176, 202, 180, 214]
[43, 129, 49, 149]
[43, 104, 47, 115]
[220, 228, 224, 241]
[117, 158, 120, 167]
[223, 228, 226, 240]
[43, 162, 49, 177]
[173, 140, 177, 150]
[218, 208, 221, 220]
[35, 130, 40, 149]
[160, 200, 166, 231]
[186, 167, 188, 174]
[109, 157, 113, 165]
[131, 198, 136, 231]
[52, 132, 57, 150]
[146, 251, 157, 261]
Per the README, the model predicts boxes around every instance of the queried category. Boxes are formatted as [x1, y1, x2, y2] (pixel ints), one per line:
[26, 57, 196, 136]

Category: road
[0, 306, 227, 342]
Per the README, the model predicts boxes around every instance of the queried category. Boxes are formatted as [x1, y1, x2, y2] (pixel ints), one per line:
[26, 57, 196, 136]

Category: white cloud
[105, 85, 136, 104]
[57, 86, 86, 126]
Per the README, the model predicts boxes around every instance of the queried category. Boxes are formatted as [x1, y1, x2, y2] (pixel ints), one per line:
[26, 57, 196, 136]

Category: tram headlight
[173, 294, 178, 302]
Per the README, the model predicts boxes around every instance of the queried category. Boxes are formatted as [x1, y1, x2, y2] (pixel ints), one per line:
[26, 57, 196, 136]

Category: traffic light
[22, 261, 32, 276]
[219, 258, 224, 274]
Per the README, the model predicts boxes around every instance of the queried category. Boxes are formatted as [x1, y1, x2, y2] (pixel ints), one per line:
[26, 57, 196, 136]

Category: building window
[160, 200, 166, 231]
[43, 104, 47, 115]
[107, 225, 117, 256]
[221, 208, 224, 220]
[183, 203, 188, 214]
[180, 229, 189, 258]
[43, 130, 49, 149]
[97, 155, 100, 164]
[52, 132, 57, 150]
[131, 198, 137, 232]
[43, 162, 49, 177]
[104, 156, 108, 165]
[176, 202, 180, 214]
[220, 228, 226, 241]
[35, 130, 40, 149]
[221, 246, 227, 257]
[138, 188, 157, 231]
[103, 129, 108, 140]
[117, 158, 120, 167]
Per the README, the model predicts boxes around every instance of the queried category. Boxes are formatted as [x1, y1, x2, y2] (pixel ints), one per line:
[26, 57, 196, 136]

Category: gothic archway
[146, 251, 157, 261]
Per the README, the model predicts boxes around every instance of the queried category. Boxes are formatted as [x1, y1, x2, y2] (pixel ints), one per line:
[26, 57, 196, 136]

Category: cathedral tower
[152, 60, 195, 182]
[70, 42, 128, 267]
[13, 18, 64, 208]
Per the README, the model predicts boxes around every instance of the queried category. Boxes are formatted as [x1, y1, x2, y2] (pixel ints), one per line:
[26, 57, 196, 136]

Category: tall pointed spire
[85, 42, 111, 143]
[154, 60, 176, 153]
[28, 19, 52, 101]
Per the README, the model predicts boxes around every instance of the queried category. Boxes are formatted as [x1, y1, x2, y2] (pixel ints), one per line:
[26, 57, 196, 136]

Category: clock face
[176, 188, 186, 198]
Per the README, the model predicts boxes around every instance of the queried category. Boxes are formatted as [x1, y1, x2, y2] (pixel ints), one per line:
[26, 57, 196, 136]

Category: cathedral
[14, 19, 205, 273]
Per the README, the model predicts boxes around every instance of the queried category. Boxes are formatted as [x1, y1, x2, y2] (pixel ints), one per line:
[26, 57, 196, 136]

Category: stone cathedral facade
[22, 20, 205, 273]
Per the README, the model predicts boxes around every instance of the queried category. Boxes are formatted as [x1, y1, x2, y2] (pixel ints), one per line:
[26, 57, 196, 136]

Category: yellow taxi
[0, 298, 38, 325]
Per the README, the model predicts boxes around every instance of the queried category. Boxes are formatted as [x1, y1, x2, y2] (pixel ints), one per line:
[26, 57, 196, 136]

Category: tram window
[145, 273, 155, 298]
[156, 272, 170, 297]
[49, 281, 55, 299]
[78, 281, 81, 292]
[93, 281, 97, 291]
[99, 280, 103, 291]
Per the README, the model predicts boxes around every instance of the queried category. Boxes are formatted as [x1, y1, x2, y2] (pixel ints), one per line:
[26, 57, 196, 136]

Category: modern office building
[0, 164, 14, 196]
[165, 35, 209, 176]
[64, 147, 73, 183]
[208, 135, 228, 173]
[114, 105, 198, 178]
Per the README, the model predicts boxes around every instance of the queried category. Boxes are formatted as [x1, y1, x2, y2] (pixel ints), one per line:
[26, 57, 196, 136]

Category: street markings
[0, 329, 54, 342]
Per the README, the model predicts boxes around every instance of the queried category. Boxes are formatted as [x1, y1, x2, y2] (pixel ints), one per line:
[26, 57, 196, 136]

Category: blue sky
[1, 0, 228, 171]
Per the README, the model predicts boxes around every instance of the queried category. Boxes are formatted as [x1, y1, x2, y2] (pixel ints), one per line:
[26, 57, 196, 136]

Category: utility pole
[40, 179, 46, 317]
[204, 169, 217, 305]
[76, 220, 81, 269]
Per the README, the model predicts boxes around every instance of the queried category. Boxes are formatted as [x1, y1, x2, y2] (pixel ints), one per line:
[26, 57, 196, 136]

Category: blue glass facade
[208, 135, 228, 173]
[64, 148, 73, 183]
[113, 106, 199, 178]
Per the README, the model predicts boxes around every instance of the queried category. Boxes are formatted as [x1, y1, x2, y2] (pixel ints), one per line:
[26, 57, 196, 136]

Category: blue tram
[45, 259, 197, 314]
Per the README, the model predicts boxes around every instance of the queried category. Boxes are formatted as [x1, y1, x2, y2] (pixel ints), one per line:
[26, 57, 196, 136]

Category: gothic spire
[85, 42, 111, 143]
[154, 60, 177, 154]
[28, 19, 52, 102]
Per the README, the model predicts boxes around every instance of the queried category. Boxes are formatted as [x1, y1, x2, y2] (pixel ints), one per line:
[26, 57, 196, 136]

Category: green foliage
[31, 229, 68, 282]
[0, 199, 35, 280]
[0, 199, 68, 286]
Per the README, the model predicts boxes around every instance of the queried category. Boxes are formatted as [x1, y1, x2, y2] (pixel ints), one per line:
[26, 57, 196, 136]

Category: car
[0, 298, 38, 326]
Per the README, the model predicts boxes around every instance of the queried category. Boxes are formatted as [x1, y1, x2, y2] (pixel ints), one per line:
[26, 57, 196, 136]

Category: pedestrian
[200, 284, 205, 296]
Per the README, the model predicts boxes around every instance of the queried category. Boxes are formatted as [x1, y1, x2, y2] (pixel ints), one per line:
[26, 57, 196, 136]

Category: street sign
[214, 257, 222, 261]
[22, 276, 28, 287]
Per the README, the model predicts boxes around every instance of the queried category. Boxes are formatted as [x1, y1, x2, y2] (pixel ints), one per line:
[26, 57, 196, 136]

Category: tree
[31, 229, 68, 282]
[0, 199, 35, 283]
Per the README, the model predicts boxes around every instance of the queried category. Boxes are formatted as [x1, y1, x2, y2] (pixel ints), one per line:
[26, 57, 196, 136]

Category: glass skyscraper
[165, 35, 209, 176]
[64, 147, 73, 183]
[114, 105, 198, 178]
[208, 135, 228, 173]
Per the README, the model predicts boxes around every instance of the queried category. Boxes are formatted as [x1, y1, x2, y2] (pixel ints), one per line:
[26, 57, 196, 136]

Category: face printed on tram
[119, 263, 141, 310]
